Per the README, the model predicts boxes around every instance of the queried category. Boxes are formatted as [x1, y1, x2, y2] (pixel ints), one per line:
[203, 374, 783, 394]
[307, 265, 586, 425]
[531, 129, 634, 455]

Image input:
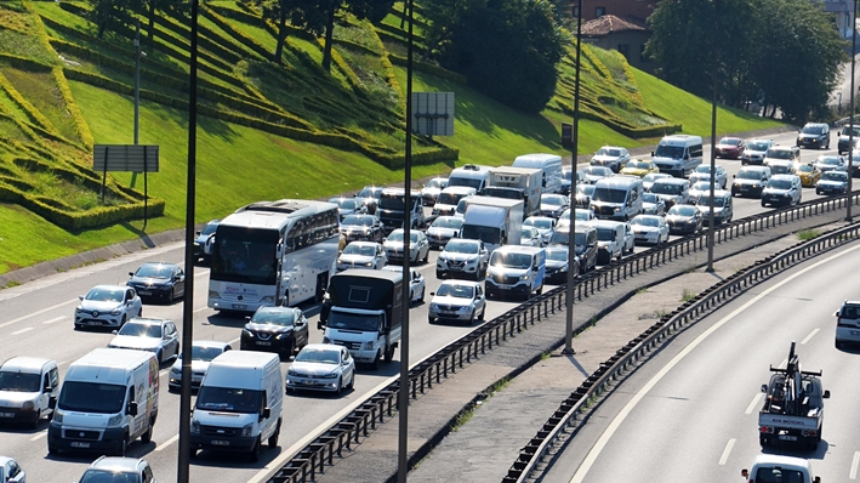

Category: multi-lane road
[0, 129, 850, 482]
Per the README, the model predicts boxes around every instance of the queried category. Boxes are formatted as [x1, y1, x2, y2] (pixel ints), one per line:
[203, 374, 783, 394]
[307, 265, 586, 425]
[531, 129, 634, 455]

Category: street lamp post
[563, 0, 584, 355]
[848, 0, 856, 223]
[134, 18, 141, 145]
[707, 0, 719, 273]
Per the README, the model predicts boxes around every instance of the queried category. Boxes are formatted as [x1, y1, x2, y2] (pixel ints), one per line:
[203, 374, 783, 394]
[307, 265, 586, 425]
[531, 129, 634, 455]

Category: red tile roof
[581, 14, 649, 37]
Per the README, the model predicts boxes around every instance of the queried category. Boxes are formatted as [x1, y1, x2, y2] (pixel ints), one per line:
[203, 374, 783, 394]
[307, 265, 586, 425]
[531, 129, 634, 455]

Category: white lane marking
[30, 431, 47, 441]
[155, 434, 179, 452]
[718, 438, 736, 465]
[745, 393, 763, 415]
[42, 316, 65, 325]
[193, 306, 210, 313]
[12, 327, 33, 335]
[568, 243, 860, 483]
[0, 299, 77, 328]
[852, 451, 860, 480]
[801, 328, 820, 345]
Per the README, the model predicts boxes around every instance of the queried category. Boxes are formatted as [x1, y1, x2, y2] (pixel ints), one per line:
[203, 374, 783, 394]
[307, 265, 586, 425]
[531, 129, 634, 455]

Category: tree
[431, 0, 566, 113]
[86, 0, 135, 39]
[141, 0, 189, 50]
[320, 0, 394, 72]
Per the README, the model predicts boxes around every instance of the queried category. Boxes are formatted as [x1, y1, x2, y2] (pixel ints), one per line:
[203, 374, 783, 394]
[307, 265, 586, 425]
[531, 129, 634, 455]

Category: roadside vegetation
[0, 0, 782, 274]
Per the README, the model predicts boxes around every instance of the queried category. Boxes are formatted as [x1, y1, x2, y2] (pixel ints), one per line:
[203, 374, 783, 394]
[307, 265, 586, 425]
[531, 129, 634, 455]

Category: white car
[641, 192, 666, 216]
[420, 177, 448, 206]
[580, 165, 614, 184]
[590, 146, 630, 172]
[428, 280, 487, 325]
[328, 197, 367, 220]
[688, 180, 716, 201]
[0, 456, 24, 483]
[523, 216, 556, 245]
[169, 340, 232, 391]
[286, 344, 355, 394]
[688, 164, 727, 189]
[557, 209, 595, 229]
[540, 193, 570, 218]
[436, 238, 489, 280]
[426, 216, 464, 250]
[74, 285, 143, 330]
[383, 229, 431, 264]
[630, 214, 670, 246]
[337, 241, 387, 271]
[520, 226, 542, 247]
[107, 317, 180, 365]
[642, 172, 672, 192]
[382, 266, 426, 304]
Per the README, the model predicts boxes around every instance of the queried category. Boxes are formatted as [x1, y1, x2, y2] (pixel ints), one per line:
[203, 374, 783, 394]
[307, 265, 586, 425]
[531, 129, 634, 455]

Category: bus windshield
[328, 311, 382, 332]
[210, 226, 279, 285]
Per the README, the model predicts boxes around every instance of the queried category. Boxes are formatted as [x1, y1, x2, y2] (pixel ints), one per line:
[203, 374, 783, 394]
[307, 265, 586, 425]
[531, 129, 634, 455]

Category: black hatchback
[241, 306, 309, 360]
[127, 262, 185, 304]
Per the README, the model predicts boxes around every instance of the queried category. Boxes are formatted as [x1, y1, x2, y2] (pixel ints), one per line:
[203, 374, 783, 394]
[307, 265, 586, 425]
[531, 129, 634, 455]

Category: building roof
[581, 15, 649, 37]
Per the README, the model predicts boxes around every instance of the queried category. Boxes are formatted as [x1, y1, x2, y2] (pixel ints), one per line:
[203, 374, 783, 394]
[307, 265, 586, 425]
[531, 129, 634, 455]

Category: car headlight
[110, 306, 123, 315]
[784, 193, 791, 197]
[364, 262, 373, 267]
[319, 373, 338, 379]
[107, 413, 123, 426]
[337, 258, 343, 264]
[457, 306, 470, 313]
[53, 410, 64, 424]
[241, 423, 254, 437]
[322, 336, 330, 343]
[752, 184, 759, 188]
[520, 273, 530, 280]
[209, 290, 220, 299]
[190, 420, 200, 433]
[614, 206, 621, 211]
[243, 329, 254, 338]
[75, 305, 83, 313]
[261, 296, 275, 304]
[364, 341, 374, 350]
[22, 400, 34, 410]
[276, 332, 290, 340]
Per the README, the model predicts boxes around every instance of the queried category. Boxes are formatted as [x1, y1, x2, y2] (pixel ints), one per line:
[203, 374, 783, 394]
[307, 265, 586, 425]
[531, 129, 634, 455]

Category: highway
[0, 129, 850, 482]
[540, 237, 860, 483]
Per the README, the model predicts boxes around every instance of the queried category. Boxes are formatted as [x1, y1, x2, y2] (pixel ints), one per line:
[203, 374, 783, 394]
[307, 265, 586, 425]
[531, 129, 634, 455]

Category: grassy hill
[0, 0, 782, 277]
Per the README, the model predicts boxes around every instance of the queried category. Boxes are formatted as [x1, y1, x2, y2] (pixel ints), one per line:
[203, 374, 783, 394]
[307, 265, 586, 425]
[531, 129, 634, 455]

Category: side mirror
[761, 384, 768, 393]
[196, 231, 202, 236]
[835, 311, 841, 317]
[651, 151, 655, 156]
[823, 390, 831, 399]
[430, 292, 436, 297]
[741, 469, 749, 478]
[128, 402, 138, 416]
[813, 477, 820, 483]
[112, 330, 119, 335]
[128, 272, 134, 277]
[732, 174, 736, 178]
[79, 295, 84, 301]
[317, 321, 326, 330]
[261, 407, 271, 420]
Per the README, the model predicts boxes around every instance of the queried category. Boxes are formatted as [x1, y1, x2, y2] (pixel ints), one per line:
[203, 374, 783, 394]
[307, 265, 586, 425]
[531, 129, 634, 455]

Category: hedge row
[0, 62, 59, 135]
[53, 65, 92, 149]
[319, 38, 367, 98]
[199, 5, 270, 61]
[388, 54, 467, 84]
[140, 12, 247, 74]
[0, 111, 38, 145]
[14, 156, 141, 204]
[209, 3, 262, 26]
[375, 146, 459, 169]
[335, 37, 383, 57]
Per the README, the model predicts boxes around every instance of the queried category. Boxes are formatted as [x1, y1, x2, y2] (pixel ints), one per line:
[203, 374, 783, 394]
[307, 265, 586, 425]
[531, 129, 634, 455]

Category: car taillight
[802, 429, 817, 437]
[837, 317, 855, 327]
[760, 426, 773, 434]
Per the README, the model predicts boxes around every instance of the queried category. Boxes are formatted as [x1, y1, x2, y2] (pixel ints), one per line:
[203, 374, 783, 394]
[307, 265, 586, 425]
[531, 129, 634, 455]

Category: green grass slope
[0, 0, 782, 277]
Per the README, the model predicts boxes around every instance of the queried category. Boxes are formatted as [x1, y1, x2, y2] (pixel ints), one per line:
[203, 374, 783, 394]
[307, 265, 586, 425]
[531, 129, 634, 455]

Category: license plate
[302, 380, 320, 386]
[256, 341, 272, 346]
[497, 284, 511, 289]
[778, 435, 797, 441]
[211, 440, 230, 446]
[87, 320, 102, 325]
[0, 412, 14, 418]
[851, 330, 860, 336]
[232, 304, 247, 310]
[138, 290, 151, 295]
[71, 442, 91, 448]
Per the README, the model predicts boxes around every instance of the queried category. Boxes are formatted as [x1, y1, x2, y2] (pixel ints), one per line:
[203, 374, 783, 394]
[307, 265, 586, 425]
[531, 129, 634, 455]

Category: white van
[485, 245, 546, 300]
[513, 153, 563, 194]
[190, 351, 283, 462]
[0, 357, 59, 428]
[432, 186, 477, 217]
[651, 134, 704, 177]
[448, 164, 492, 192]
[589, 176, 644, 221]
[48, 348, 159, 457]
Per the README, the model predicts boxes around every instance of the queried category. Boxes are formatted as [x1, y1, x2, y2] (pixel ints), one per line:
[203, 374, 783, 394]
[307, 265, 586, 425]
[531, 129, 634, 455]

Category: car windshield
[753, 467, 805, 483]
[58, 381, 126, 413]
[795, 164, 814, 173]
[767, 149, 793, 160]
[574, 210, 592, 221]
[596, 227, 619, 241]
[842, 126, 860, 136]
[85, 288, 125, 303]
[342, 215, 374, 226]
[357, 187, 381, 198]
[490, 252, 532, 269]
[651, 182, 683, 195]
[295, 348, 340, 364]
[577, 185, 595, 195]
[118, 322, 162, 338]
[591, 187, 628, 203]
[768, 179, 793, 190]
[386, 231, 419, 243]
[134, 265, 174, 279]
[425, 178, 447, 189]
[549, 231, 588, 246]
[771, 165, 791, 174]
[250, 308, 296, 326]
[546, 250, 567, 262]
[201, 222, 218, 236]
[598, 147, 622, 157]
[437, 192, 469, 205]
[445, 240, 479, 254]
[196, 387, 262, 413]
[79, 469, 139, 483]
[695, 165, 713, 173]
[521, 227, 539, 239]
[626, 161, 650, 170]
[643, 173, 665, 182]
[330, 199, 356, 210]
[0, 371, 40, 392]
[669, 206, 697, 216]
[802, 125, 824, 134]
[654, 145, 684, 159]
[632, 217, 660, 227]
[524, 218, 553, 230]
[343, 244, 377, 257]
[692, 181, 712, 191]
[737, 170, 765, 180]
[696, 195, 726, 207]
[185, 346, 226, 362]
[822, 171, 848, 181]
[436, 283, 475, 298]
[432, 217, 463, 229]
[642, 193, 658, 203]
[747, 141, 770, 151]
[542, 195, 566, 205]
[719, 138, 741, 145]
[818, 156, 841, 166]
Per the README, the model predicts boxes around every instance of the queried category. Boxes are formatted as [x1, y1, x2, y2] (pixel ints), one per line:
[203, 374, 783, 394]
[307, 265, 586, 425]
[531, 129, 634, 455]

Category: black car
[355, 186, 386, 215]
[241, 306, 309, 360]
[340, 214, 384, 242]
[665, 205, 703, 235]
[127, 262, 185, 304]
[193, 219, 219, 262]
[545, 246, 578, 284]
[796, 122, 830, 149]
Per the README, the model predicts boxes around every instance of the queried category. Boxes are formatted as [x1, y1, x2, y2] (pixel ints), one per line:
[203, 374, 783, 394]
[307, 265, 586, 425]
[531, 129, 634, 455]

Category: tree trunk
[274, 8, 287, 64]
[399, 0, 407, 29]
[97, 20, 106, 39]
[322, 8, 335, 73]
[147, 0, 156, 49]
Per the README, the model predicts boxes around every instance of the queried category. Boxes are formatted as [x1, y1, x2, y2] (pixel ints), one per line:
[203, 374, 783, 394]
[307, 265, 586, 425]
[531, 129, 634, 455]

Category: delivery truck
[459, 197, 524, 253]
[482, 166, 542, 218]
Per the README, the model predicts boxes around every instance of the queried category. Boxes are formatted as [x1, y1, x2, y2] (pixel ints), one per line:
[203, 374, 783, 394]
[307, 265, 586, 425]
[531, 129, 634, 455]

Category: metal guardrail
[503, 221, 860, 483]
[266, 191, 859, 483]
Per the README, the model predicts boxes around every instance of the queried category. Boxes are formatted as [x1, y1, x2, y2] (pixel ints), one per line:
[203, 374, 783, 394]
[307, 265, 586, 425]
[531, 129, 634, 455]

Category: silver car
[420, 177, 448, 206]
[641, 192, 666, 216]
[328, 197, 367, 220]
[428, 281, 487, 325]
[520, 226, 542, 247]
[688, 164, 727, 189]
[0, 456, 24, 483]
[835, 301, 860, 349]
[169, 341, 232, 391]
[107, 317, 180, 365]
[286, 344, 356, 394]
[384, 229, 431, 264]
[426, 216, 464, 250]
[523, 216, 556, 245]
[642, 172, 672, 192]
[337, 241, 387, 271]
[74, 285, 143, 330]
[382, 266, 426, 304]
[630, 214, 670, 246]
[437, 238, 489, 280]
[590, 146, 630, 172]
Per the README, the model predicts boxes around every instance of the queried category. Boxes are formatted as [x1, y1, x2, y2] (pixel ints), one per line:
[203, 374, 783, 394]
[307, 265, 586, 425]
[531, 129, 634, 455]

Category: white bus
[208, 199, 340, 313]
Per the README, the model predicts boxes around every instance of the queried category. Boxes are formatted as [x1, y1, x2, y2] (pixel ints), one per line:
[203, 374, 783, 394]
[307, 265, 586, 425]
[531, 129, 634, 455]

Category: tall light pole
[177, 0, 199, 481]
[849, 0, 856, 223]
[706, 0, 719, 272]
[134, 18, 141, 145]
[397, 0, 414, 480]
[563, 0, 584, 355]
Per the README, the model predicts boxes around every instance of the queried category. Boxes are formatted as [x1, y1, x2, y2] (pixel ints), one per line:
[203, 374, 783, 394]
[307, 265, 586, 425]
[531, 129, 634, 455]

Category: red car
[714, 137, 745, 159]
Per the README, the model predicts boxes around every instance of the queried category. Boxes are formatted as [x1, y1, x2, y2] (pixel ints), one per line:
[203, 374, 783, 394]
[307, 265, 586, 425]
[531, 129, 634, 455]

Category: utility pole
[134, 18, 141, 145]
[849, 0, 857, 223]
[707, 0, 719, 272]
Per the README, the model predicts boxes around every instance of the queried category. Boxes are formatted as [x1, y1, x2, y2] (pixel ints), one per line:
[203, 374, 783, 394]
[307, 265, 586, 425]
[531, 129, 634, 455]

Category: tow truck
[758, 342, 830, 450]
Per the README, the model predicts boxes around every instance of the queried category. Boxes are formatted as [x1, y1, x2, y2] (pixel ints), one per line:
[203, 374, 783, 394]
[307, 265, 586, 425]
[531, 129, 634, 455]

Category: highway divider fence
[266, 191, 859, 483]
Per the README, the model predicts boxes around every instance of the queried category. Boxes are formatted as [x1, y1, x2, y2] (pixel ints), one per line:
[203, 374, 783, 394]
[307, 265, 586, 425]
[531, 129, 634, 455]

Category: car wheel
[372, 351, 382, 370]
[478, 307, 485, 321]
[141, 417, 154, 444]
[428, 316, 435, 324]
[761, 201, 767, 207]
[249, 437, 262, 462]
[156, 350, 163, 365]
[419, 287, 425, 303]
[836, 339, 844, 349]
[816, 189, 821, 195]
[422, 250, 429, 263]
[268, 420, 281, 447]
[116, 436, 128, 457]
[347, 372, 355, 389]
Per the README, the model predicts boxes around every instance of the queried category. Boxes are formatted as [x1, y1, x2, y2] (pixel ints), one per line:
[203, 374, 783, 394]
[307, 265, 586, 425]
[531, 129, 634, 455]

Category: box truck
[459, 197, 524, 253]
[482, 166, 542, 218]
